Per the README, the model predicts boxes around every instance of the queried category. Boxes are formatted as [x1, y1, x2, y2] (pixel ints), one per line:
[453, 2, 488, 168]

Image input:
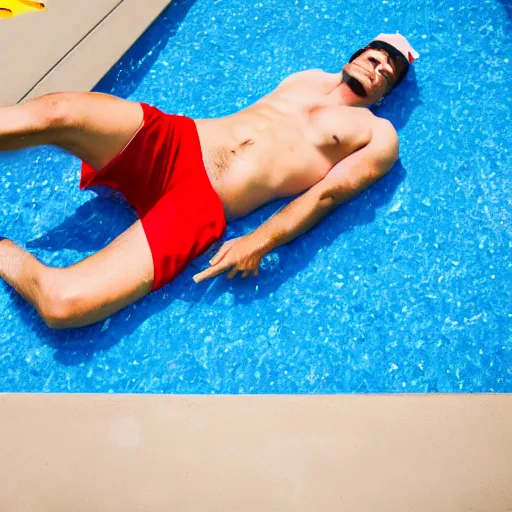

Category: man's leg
[0, 91, 144, 169]
[0, 92, 153, 327]
[0, 220, 154, 328]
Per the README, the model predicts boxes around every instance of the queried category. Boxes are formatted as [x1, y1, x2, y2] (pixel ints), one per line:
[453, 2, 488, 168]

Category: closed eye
[379, 70, 390, 82]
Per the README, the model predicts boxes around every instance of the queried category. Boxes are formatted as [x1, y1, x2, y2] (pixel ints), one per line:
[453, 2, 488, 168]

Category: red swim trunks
[80, 103, 226, 291]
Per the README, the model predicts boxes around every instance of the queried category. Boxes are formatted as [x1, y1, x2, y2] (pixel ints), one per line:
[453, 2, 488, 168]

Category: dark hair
[349, 40, 410, 92]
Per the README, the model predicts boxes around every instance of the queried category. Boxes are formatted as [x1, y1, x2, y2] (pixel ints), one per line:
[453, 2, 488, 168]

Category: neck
[334, 82, 373, 108]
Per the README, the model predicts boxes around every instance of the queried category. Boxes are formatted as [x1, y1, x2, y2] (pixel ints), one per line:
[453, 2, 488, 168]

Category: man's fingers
[210, 239, 235, 265]
[226, 267, 239, 280]
[194, 263, 261, 283]
[192, 268, 214, 284]
[193, 260, 232, 283]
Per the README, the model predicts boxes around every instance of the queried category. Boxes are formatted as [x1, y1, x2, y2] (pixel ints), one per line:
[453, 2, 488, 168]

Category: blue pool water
[1, 0, 510, 393]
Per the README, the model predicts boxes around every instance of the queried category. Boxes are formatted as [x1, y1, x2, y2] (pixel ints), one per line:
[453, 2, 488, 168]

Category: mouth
[342, 68, 369, 98]
[352, 62, 374, 82]
[345, 75, 368, 98]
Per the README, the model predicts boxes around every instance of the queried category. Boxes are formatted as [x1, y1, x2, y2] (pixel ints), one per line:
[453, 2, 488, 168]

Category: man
[0, 33, 418, 329]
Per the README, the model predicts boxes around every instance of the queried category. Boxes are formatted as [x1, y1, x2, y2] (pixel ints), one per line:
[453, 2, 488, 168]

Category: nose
[368, 56, 393, 83]
[369, 56, 390, 72]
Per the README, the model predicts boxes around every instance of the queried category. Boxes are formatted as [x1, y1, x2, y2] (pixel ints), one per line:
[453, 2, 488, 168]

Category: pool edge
[1, 393, 511, 511]
[0, 0, 173, 106]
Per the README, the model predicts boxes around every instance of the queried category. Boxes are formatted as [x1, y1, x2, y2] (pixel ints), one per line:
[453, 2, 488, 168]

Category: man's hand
[193, 235, 265, 283]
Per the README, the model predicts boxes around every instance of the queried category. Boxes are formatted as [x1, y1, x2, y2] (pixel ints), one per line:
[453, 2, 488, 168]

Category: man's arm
[193, 119, 398, 283]
[255, 118, 399, 250]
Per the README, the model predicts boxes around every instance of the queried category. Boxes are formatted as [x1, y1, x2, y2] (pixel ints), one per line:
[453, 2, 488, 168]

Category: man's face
[342, 48, 405, 104]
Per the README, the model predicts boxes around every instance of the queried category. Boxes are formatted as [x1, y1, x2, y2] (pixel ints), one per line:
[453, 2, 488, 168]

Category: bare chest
[196, 102, 373, 217]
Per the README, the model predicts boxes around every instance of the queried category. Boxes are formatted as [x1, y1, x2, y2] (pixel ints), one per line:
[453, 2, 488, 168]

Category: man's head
[341, 33, 419, 106]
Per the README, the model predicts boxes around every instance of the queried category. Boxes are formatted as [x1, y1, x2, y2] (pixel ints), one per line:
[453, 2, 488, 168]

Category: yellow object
[0, 0, 46, 18]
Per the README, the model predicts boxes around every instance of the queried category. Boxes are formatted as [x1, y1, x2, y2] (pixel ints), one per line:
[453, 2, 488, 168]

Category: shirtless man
[0, 33, 418, 329]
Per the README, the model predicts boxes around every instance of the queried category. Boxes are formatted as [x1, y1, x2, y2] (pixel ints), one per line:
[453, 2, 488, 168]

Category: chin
[342, 70, 368, 98]
[344, 70, 386, 105]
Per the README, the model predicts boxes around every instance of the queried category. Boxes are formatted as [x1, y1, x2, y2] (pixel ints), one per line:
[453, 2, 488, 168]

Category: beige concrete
[0, 0, 172, 106]
[0, 394, 511, 511]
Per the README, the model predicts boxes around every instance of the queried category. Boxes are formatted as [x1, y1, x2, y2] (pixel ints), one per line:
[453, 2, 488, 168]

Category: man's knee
[38, 273, 84, 329]
[23, 92, 82, 135]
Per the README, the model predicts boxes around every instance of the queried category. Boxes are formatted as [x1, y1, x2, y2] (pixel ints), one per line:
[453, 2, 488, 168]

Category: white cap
[372, 33, 420, 63]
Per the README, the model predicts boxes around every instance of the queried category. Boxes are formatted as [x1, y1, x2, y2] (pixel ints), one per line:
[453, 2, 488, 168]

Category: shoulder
[278, 69, 340, 92]
[281, 68, 327, 82]
[371, 117, 398, 149]
[368, 117, 399, 167]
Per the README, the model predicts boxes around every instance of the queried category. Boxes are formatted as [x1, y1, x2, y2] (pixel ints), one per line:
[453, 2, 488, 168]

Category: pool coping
[0, 0, 172, 107]
[1, 393, 511, 511]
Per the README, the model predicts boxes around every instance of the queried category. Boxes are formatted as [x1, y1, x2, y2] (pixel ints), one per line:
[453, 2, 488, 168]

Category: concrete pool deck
[0, 0, 172, 106]
[1, 393, 511, 511]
